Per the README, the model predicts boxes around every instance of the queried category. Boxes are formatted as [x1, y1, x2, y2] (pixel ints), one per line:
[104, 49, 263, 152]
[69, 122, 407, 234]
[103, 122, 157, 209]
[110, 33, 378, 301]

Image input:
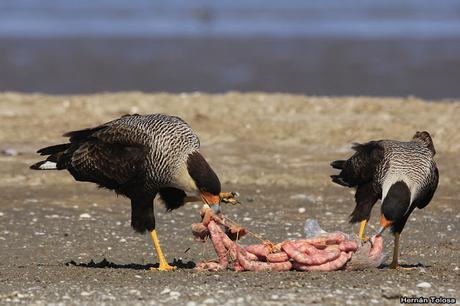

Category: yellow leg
[358, 219, 369, 241]
[389, 232, 400, 269]
[149, 230, 176, 271]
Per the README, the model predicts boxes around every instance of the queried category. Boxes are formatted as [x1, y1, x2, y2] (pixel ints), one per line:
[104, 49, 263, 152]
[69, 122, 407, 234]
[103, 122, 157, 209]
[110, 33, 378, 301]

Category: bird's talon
[219, 191, 240, 205]
[360, 235, 371, 243]
[151, 264, 176, 271]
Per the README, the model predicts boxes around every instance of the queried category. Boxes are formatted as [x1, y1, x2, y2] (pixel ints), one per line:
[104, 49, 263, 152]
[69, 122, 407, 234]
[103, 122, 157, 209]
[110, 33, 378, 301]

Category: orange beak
[200, 191, 220, 204]
[377, 213, 394, 235]
[200, 191, 220, 213]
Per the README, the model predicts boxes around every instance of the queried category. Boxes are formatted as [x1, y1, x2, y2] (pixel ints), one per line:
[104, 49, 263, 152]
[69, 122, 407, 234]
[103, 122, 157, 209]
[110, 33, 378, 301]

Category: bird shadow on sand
[65, 258, 196, 270]
[379, 262, 431, 269]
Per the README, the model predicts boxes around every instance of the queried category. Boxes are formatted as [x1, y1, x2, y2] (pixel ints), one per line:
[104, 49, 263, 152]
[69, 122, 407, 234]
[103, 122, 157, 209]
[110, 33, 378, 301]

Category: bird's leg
[389, 232, 415, 270]
[219, 191, 240, 205]
[149, 229, 176, 271]
[358, 219, 370, 242]
[389, 232, 400, 269]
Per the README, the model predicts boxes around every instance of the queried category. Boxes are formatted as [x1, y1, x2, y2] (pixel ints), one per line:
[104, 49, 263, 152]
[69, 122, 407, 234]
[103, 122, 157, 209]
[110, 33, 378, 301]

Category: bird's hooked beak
[377, 213, 394, 236]
[200, 191, 221, 213]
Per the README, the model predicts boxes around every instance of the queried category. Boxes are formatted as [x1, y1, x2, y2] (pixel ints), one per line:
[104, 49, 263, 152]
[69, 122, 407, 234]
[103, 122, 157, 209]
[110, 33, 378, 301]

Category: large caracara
[330, 131, 439, 268]
[31, 113, 237, 271]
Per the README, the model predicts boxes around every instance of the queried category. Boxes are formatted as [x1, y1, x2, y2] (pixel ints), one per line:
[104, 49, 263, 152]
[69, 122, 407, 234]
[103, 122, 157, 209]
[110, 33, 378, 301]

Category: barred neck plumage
[378, 139, 437, 204]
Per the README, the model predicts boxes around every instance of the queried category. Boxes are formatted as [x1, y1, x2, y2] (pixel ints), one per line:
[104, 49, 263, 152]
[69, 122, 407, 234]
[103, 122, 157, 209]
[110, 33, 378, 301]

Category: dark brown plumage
[31, 113, 225, 270]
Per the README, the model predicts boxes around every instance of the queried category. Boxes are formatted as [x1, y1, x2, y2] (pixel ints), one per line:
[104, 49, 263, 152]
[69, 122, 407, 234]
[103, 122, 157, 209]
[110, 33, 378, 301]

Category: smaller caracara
[330, 131, 439, 269]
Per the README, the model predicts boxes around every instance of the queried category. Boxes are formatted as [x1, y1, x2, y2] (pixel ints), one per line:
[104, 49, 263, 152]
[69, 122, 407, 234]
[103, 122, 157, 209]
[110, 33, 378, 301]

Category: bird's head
[187, 151, 222, 213]
[412, 131, 436, 156]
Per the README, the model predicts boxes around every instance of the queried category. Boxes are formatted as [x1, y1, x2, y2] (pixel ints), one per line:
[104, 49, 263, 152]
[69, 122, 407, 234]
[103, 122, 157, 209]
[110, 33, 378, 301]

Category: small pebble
[290, 194, 307, 200]
[298, 207, 306, 213]
[416, 282, 431, 288]
[381, 288, 400, 299]
[1, 148, 18, 156]
[160, 288, 171, 294]
[203, 298, 216, 304]
[79, 213, 92, 219]
[169, 291, 181, 298]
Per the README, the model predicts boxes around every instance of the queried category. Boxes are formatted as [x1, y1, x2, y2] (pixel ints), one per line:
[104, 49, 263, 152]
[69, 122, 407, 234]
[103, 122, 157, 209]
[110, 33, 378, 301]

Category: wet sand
[0, 93, 459, 305]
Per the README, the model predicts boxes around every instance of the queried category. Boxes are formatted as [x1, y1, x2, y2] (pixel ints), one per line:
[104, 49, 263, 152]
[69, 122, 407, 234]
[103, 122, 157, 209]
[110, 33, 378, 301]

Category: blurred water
[1, 1, 460, 97]
[1, 0, 460, 38]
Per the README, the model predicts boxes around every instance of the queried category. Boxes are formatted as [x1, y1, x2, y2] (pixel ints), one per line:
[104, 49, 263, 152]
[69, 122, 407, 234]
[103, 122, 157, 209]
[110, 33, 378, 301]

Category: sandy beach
[0, 93, 459, 305]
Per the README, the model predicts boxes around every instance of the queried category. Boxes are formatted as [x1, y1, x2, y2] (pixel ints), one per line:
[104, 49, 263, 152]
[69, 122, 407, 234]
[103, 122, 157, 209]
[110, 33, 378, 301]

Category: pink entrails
[192, 209, 386, 272]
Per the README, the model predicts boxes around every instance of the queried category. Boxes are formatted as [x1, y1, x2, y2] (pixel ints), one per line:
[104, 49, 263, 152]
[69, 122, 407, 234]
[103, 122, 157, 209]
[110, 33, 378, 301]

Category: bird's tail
[30, 143, 72, 170]
[330, 160, 346, 170]
[330, 174, 352, 187]
[330, 160, 352, 186]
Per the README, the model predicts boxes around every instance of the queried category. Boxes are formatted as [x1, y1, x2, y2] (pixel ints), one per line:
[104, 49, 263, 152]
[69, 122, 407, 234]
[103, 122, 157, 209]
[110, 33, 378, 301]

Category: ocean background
[1, 0, 460, 98]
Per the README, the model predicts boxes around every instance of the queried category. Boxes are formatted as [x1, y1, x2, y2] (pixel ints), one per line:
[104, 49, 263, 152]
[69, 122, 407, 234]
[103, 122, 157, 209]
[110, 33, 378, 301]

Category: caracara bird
[31, 113, 237, 271]
[330, 131, 439, 268]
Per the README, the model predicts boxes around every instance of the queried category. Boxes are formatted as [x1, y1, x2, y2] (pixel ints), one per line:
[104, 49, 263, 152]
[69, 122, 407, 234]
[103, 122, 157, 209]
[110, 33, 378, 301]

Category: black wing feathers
[330, 160, 346, 170]
[63, 126, 106, 142]
[69, 140, 145, 188]
[159, 187, 187, 211]
[37, 143, 72, 155]
[330, 141, 384, 188]
[349, 182, 380, 223]
[331, 141, 384, 223]
[33, 119, 147, 193]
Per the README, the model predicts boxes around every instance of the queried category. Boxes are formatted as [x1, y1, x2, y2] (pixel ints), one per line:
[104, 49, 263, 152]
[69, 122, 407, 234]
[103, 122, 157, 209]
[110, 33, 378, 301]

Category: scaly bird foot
[150, 263, 176, 271]
[360, 235, 370, 243]
[219, 191, 240, 205]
